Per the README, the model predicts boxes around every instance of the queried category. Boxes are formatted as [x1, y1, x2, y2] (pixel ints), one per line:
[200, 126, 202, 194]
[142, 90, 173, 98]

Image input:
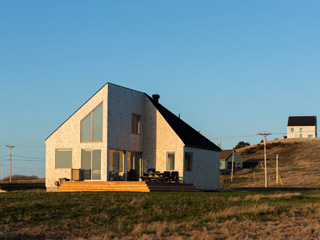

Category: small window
[56, 149, 72, 168]
[290, 128, 294, 132]
[167, 153, 175, 171]
[308, 135, 313, 138]
[294, 133, 303, 138]
[132, 114, 141, 134]
[300, 128, 303, 132]
[184, 152, 192, 171]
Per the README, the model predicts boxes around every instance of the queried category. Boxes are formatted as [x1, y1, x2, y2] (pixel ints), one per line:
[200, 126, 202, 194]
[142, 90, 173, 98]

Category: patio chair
[128, 169, 139, 181]
[171, 171, 179, 183]
[163, 171, 171, 183]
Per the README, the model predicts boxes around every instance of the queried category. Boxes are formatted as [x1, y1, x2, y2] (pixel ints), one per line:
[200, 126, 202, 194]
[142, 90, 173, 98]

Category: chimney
[152, 94, 160, 103]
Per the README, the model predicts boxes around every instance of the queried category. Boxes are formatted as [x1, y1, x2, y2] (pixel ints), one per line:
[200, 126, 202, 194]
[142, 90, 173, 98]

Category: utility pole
[257, 133, 271, 188]
[1, 164, 3, 182]
[231, 149, 235, 181]
[5, 145, 15, 183]
[276, 154, 279, 185]
[219, 139, 221, 148]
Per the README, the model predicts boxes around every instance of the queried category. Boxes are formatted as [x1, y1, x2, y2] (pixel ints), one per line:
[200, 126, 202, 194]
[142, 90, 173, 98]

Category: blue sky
[1, 1, 320, 178]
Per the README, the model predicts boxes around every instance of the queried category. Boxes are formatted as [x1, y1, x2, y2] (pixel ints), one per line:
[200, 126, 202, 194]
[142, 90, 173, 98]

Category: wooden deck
[147, 182, 199, 192]
[57, 181, 199, 192]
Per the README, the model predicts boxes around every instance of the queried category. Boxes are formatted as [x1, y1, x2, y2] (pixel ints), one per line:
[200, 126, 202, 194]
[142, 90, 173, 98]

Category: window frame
[299, 128, 303, 132]
[131, 114, 141, 135]
[184, 152, 193, 171]
[80, 103, 103, 142]
[290, 128, 294, 133]
[166, 152, 175, 171]
[55, 149, 72, 169]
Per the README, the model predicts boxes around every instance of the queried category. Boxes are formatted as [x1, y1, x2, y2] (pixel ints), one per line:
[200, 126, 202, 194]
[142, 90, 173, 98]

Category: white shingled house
[45, 83, 221, 192]
[287, 116, 317, 139]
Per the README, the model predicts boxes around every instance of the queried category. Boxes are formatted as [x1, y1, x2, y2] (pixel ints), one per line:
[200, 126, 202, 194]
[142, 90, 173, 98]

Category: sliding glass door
[108, 150, 143, 181]
[127, 152, 142, 181]
[109, 150, 125, 181]
[81, 149, 101, 180]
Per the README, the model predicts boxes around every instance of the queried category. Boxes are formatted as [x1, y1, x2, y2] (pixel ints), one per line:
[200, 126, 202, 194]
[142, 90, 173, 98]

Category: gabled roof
[146, 95, 221, 152]
[220, 150, 234, 160]
[287, 116, 317, 127]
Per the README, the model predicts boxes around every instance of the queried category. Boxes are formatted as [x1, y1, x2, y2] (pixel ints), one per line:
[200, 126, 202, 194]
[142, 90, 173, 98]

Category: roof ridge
[146, 94, 221, 152]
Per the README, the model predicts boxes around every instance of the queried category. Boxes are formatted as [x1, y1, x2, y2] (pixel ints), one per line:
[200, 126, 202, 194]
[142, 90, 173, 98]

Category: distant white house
[220, 150, 243, 170]
[287, 116, 317, 138]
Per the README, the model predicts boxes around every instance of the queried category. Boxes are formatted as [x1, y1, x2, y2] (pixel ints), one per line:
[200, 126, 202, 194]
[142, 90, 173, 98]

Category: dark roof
[287, 116, 317, 126]
[220, 150, 234, 160]
[146, 95, 221, 152]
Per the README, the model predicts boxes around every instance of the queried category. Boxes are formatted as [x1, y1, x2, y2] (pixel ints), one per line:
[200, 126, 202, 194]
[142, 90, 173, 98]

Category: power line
[0, 155, 9, 159]
[14, 145, 45, 148]
[211, 134, 259, 140]
[12, 159, 45, 162]
[212, 132, 285, 140]
[1, 165, 45, 170]
[12, 154, 45, 160]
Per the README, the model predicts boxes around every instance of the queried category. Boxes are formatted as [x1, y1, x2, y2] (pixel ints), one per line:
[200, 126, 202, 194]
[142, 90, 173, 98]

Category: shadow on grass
[0, 183, 45, 192]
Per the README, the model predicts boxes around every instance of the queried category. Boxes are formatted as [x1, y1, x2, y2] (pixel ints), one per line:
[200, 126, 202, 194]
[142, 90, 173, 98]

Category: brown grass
[223, 138, 320, 188]
[244, 192, 301, 201]
[2, 191, 320, 239]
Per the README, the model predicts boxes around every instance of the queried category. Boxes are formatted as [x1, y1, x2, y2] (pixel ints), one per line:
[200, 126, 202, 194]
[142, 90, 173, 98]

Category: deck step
[57, 181, 200, 192]
[57, 181, 150, 192]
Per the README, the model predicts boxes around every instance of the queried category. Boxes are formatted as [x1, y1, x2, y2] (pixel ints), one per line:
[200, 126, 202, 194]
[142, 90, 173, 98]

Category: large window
[290, 128, 294, 132]
[81, 103, 103, 142]
[184, 152, 193, 171]
[300, 128, 303, 132]
[308, 135, 313, 138]
[56, 149, 72, 168]
[131, 114, 141, 134]
[167, 153, 175, 171]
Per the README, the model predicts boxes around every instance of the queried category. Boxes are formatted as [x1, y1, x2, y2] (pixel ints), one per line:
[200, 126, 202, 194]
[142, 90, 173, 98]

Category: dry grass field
[222, 138, 320, 188]
[1, 189, 320, 239]
[2, 141, 320, 239]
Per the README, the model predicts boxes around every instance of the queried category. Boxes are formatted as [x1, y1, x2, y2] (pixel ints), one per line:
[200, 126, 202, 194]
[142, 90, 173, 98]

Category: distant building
[220, 150, 243, 170]
[287, 116, 317, 138]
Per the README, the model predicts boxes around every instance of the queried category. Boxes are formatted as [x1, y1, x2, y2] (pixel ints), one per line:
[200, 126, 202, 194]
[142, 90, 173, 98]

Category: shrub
[3, 174, 38, 181]
[235, 141, 250, 149]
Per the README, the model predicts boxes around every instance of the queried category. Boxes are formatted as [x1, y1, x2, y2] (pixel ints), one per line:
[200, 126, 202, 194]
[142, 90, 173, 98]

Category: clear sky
[1, 1, 320, 178]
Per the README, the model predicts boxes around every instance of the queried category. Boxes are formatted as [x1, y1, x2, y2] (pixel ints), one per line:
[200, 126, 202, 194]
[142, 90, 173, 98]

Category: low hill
[221, 138, 320, 188]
